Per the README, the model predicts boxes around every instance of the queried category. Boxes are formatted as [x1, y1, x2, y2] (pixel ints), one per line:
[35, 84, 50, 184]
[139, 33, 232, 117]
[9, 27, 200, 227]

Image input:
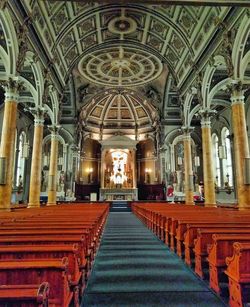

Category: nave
[82, 212, 225, 307]
[0, 202, 250, 306]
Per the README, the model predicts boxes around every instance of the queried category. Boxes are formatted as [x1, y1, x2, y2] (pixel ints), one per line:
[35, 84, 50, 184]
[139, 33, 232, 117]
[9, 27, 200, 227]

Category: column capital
[28, 106, 47, 126]
[181, 126, 194, 138]
[228, 81, 245, 105]
[198, 108, 216, 128]
[48, 125, 61, 139]
[0, 78, 24, 102]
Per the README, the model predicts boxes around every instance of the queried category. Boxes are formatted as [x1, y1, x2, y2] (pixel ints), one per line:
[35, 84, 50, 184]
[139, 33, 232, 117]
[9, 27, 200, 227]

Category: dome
[80, 88, 158, 138]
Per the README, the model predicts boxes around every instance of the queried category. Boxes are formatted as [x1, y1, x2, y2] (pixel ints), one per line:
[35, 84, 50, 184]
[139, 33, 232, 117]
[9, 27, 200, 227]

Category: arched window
[212, 133, 221, 187]
[16, 131, 27, 189]
[221, 127, 233, 187]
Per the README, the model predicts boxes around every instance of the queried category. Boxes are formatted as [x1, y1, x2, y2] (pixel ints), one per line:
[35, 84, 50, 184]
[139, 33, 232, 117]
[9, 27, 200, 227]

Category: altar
[100, 188, 138, 201]
[99, 135, 138, 201]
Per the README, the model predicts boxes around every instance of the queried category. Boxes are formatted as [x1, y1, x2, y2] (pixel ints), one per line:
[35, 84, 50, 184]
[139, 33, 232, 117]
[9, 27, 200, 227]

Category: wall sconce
[244, 158, 250, 184]
[194, 156, 200, 167]
[219, 146, 227, 159]
[177, 157, 182, 165]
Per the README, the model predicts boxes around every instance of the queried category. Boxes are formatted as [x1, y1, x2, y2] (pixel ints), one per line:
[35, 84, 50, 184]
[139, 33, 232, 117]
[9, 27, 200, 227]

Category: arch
[187, 104, 201, 126]
[241, 50, 250, 81]
[18, 76, 38, 103]
[42, 133, 66, 147]
[48, 87, 60, 125]
[16, 130, 28, 189]
[208, 77, 231, 104]
[232, 13, 250, 79]
[211, 133, 221, 187]
[182, 92, 194, 127]
[0, 8, 18, 75]
[221, 126, 233, 187]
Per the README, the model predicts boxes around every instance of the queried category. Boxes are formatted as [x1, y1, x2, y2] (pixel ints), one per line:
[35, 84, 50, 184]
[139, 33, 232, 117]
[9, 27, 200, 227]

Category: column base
[0, 207, 11, 212]
[27, 202, 40, 208]
[205, 202, 216, 207]
[237, 205, 250, 211]
[185, 201, 194, 205]
[47, 202, 57, 206]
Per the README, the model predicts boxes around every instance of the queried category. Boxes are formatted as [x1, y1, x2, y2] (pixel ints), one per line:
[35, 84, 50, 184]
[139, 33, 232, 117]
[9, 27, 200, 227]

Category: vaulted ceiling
[4, 1, 247, 127]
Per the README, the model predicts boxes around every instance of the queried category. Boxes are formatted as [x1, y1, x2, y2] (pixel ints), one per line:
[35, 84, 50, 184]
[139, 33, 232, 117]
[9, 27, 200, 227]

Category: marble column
[200, 111, 216, 206]
[231, 85, 250, 209]
[47, 126, 60, 206]
[28, 109, 45, 208]
[182, 128, 194, 205]
[0, 79, 21, 211]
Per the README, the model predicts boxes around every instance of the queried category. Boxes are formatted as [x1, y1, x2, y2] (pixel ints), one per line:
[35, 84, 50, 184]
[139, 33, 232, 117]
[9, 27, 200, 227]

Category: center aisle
[82, 213, 226, 307]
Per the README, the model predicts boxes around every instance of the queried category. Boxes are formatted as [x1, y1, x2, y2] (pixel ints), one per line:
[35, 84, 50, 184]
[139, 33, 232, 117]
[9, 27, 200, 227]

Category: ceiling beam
[53, 0, 250, 6]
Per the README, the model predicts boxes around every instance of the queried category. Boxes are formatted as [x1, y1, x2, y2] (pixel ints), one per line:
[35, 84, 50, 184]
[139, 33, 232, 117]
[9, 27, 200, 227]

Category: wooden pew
[0, 282, 49, 307]
[183, 223, 250, 266]
[0, 258, 72, 307]
[194, 232, 250, 279]
[0, 204, 109, 301]
[0, 243, 85, 292]
[170, 214, 250, 252]
[207, 234, 250, 294]
[225, 242, 250, 307]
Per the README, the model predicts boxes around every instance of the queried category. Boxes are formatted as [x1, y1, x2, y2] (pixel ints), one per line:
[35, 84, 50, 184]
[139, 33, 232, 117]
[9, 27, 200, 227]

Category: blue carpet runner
[110, 201, 131, 212]
[82, 213, 226, 307]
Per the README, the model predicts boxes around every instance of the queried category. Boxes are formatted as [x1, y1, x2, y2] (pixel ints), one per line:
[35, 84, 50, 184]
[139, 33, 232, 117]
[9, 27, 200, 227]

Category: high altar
[99, 135, 138, 201]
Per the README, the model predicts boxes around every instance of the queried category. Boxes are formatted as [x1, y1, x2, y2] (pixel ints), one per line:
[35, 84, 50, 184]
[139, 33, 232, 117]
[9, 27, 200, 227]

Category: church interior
[0, 0, 250, 306]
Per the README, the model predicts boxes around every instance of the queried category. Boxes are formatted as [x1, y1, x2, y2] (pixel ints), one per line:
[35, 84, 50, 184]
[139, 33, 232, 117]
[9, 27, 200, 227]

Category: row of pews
[132, 202, 250, 307]
[0, 203, 109, 307]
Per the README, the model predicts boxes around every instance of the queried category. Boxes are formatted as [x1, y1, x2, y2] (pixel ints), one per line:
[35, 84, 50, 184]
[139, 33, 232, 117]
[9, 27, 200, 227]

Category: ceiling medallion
[108, 16, 137, 35]
[78, 46, 163, 87]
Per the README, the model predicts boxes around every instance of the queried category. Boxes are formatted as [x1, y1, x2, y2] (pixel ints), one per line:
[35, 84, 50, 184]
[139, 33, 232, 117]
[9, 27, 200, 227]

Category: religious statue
[58, 171, 65, 192]
[17, 175, 23, 194]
